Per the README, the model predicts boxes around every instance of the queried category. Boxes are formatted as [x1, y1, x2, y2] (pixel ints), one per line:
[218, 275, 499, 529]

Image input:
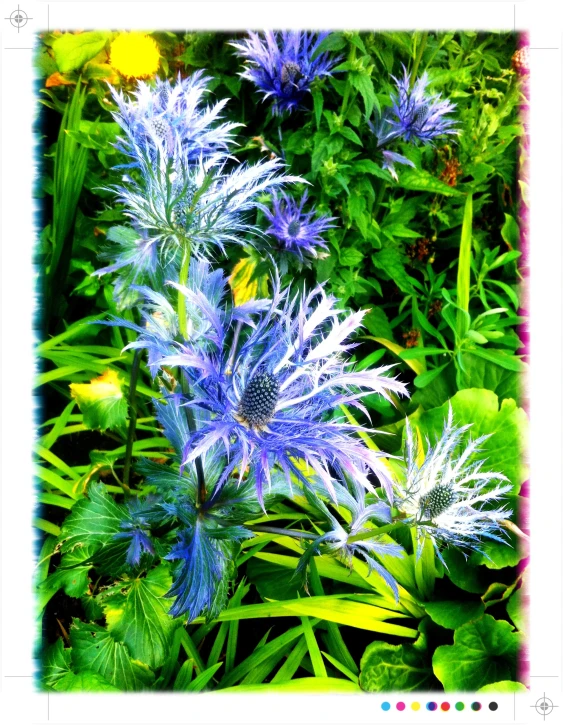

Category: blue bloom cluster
[97, 37, 510, 623]
[231, 32, 340, 115]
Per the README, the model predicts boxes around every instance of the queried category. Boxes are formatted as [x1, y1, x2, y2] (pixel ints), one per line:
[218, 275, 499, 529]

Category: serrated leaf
[360, 640, 434, 691]
[339, 248, 364, 267]
[103, 565, 178, 669]
[70, 369, 128, 432]
[432, 614, 522, 691]
[59, 482, 129, 554]
[42, 639, 73, 689]
[53, 32, 110, 73]
[70, 619, 155, 691]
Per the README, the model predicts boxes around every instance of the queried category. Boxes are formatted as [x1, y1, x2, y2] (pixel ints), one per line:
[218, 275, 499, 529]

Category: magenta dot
[397, 702, 406, 711]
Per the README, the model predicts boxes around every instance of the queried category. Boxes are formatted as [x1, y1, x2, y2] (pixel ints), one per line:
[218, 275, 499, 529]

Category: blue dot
[426, 702, 438, 711]
[381, 702, 391, 711]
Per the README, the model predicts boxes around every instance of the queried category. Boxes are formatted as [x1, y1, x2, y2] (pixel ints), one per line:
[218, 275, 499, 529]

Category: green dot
[455, 702, 465, 711]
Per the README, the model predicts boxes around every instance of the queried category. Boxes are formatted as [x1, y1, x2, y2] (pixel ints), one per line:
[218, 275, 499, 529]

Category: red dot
[441, 702, 450, 711]
[397, 702, 406, 711]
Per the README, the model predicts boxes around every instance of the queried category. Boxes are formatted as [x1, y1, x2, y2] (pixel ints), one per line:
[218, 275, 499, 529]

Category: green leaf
[59, 482, 128, 554]
[400, 347, 449, 360]
[103, 565, 178, 670]
[501, 214, 520, 248]
[432, 614, 522, 691]
[457, 194, 472, 338]
[69, 369, 128, 432]
[42, 639, 72, 689]
[372, 244, 413, 294]
[220, 677, 361, 693]
[186, 662, 223, 692]
[458, 352, 521, 403]
[469, 534, 524, 570]
[350, 73, 377, 117]
[350, 159, 391, 181]
[441, 549, 488, 594]
[413, 363, 449, 389]
[360, 640, 434, 692]
[478, 680, 527, 693]
[70, 619, 155, 691]
[53, 32, 110, 73]
[506, 588, 525, 632]
[469, 347, 526, 372]
[411, 389, 528, 494]
[339, 248, 364, 267]
[398, 169, 463, 196]
[338, 126, 362, 145]
[51, 670, 121, 692]
[425, 600, 485, 630]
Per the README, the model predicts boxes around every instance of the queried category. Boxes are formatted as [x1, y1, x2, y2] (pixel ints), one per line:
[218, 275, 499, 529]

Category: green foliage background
[35, 29, 528, 694]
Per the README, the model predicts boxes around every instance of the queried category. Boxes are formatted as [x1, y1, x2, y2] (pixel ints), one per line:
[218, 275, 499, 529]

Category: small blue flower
[231, 32, 340, 115]
[394, 408, 513, 562]
[158, 283, 408, 505]
[263, 191, 335, 261]
[376, 66, 458, 146]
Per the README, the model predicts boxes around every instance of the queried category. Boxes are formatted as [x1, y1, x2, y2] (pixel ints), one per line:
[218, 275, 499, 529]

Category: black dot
[489, 702, 498, 712]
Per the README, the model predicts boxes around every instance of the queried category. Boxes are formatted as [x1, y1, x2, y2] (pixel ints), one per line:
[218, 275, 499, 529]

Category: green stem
[122, 348, 142, 494]
[340, 44, 357, 117]
[372, 179, 388, 221]
[250, 525, 317, 541]
[177, 244, 192, 340]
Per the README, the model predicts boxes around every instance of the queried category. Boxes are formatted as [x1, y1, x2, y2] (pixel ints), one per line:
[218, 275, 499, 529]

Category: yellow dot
[411, 702, 421, 711]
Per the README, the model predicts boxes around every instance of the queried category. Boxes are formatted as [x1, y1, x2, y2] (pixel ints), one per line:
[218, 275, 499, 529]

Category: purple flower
[376, 66, 458, 146]
[231, 31, 340, 115]
[159, 283, 409, 506]
[263, 191, 335, 261]
[381, 150, 416, 182]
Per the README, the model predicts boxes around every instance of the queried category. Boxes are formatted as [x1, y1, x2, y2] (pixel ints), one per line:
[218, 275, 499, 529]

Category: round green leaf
[53, 32, 110, 73]
[478, 680, 527, 693]
[432, 614, 522, 691]
[360, 641, 434, 692]
[425, 600, 485, 630]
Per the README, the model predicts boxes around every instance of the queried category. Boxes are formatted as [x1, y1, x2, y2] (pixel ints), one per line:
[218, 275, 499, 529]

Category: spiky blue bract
[297, 480, 404, 599]
[381, 150, 415, 182]
[394, 407, 513, 563]
[263, 191, 335, 260]
[110, 71, 240, 164]
[96, 75, 301, 305]
[157, 282, 408, 506]
[231, 31, 340, 115]
[376, 65, 458, 147]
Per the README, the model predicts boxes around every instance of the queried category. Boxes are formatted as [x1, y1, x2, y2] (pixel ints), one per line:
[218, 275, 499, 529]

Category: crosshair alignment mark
[5, 5, 32, 33]
[531, 694, 559, 721]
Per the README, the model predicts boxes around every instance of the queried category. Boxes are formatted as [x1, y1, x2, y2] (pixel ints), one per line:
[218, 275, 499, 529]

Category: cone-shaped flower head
[394, 408, 513, 562]
[231, 31, 340, 115]
[157, 282, 408, 505]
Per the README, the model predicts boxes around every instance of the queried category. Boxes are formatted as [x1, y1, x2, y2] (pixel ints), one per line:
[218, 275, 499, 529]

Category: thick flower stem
[177, 244, 192, 340]
[410, 32, 428, 89]
[180, 370, 207, 510]
[122, 348, 142, 495]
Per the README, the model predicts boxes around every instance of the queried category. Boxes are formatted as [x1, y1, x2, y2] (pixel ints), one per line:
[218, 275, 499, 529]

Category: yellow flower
[110, 32, 160, 79]
[229, 256, 268, 306]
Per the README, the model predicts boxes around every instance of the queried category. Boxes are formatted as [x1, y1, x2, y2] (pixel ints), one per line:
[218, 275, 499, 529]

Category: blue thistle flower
[231, 31, 340, 115]
[376, 66, 458, 147]
[158, 283, 408, 505]
[110, 71, 240, 165]
[394, 408, 513, 563]
[380, 150, 415, 182]
[263, 191, 335, 261]
[113, 497, 157, 567]
[96, 76, 300, 299]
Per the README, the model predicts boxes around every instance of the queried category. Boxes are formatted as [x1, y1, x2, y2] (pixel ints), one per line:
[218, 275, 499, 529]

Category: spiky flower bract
[375, 66, 458, 147]
[110, 33, 160, 79]
[157, 282, 408, 505]
[263, 191, 335, 261]
[394, 408, 512, 562]
[297, 481, 404, 599]
[231, 31, 340, 115]
[96, 75, 300, 303]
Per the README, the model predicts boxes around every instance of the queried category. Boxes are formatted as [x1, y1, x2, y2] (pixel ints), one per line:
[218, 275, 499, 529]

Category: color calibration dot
[411, 702, 421, 711]
[441, 702, 450, 711]
[381, 702, 391, 711]
[489, 702, 499, 711]
[471, 702, 482, 711]
[455, 702, 465, 711]
[426, 702, 438, 711]
[396, 702, 406, 711]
